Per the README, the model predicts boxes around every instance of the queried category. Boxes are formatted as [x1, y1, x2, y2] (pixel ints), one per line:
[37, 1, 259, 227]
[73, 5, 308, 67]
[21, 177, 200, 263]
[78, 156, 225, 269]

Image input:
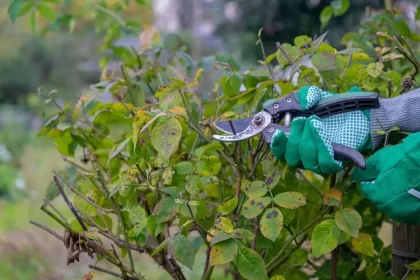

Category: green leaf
[210, 239, 238, 265]
[128, 224, 147, 246]
[351, 233, 375, 257]
[154, 197, 178, 223]
[242, 197, 272, 219]
[129, 205, 147, 229]
[231, 229, 255, 241]
[312, 52, 337, 71]
[276, 44, 300, 67]
[69, 218, 85, 233]
[320, 6, 334, 30]
[260, 207, 283, 241]
[217, 197, 238, 215]
[109, 137, 131, 162]
[236, 247, 268, 280]
[151, 118, 182, 161]
[335, 208, 362, 238]
[366, 62, 384, 78]
[273, 192, 306, 209]
[416, 4, 420, 21]
[151, 236, 173, 256]
[363, 76, 378, 91]
[332, 224, 351, 245]
[243, 180, 267, 198]
[215, 217, 234, 233]
[194, 141, 222, 159]
[174, 161, 193, 174]
[37, 5, 55, 20]
[196, 156, 221, 176]
[265, 172, 281, 189]
[406, 260, 420, 271]
[294, 35, 312, 48]
[332, 0, 350, 16]
[311, 219, 338, 257]
[8, 0, 23, 22]
[287, 248, 308, 267]
[162, 167, 173, 185]
[169, 234, 195, 270]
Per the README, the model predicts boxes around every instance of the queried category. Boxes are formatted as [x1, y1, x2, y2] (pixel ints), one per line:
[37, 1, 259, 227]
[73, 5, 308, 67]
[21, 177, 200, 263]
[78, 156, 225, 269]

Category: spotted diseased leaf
[154, 197, 178, 223]
[276, 44, 301, 67]
[243, 180, 267, 198]
[265, 172, 281, 189]
[169, 234, 195, 270]
[242, 196, 272, 219]
[312, 52, 337, 71]
[366, 62, 384, 78]
[352, 233, 375, 257]
[236, 247, 268, 280]
[382, 53, 404, 62]
[231, 229, 255, 241]
[210, 239, 238, 265]
[196, 156, 221, 176]
[335, 208, 362, 238]
[363, 75, 379, 91]
[151, 118, 182, 161]
[274, 192, 306, 209]
[311, 219, 338, 258]
[260, 207, 283, 241]
[323, 187, 342, 206]
[215, 217, 234, 233]
[210, 232, 232, 245]
[217, 197, 238, 215]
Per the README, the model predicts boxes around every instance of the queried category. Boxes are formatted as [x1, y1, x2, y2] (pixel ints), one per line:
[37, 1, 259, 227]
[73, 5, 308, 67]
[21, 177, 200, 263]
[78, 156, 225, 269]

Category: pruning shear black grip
[212, 91, 380, 170]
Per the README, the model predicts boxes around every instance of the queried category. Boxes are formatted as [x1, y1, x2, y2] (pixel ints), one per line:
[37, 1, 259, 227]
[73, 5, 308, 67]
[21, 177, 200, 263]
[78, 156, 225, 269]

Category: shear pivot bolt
[286, 97, 292, 102]
[254, 115, 265, 126]
[273, 103, 279, 109]
[268, 127, 274, 133]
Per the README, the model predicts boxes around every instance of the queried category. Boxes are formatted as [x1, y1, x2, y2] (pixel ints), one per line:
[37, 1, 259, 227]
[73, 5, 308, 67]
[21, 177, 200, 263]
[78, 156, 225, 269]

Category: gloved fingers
[285, 117, 306, 167]
[270, 129, 288, 161]
[351, 150, 383, 183]
[307, 116, 342, 174]
[298, 117, 321, 174]
[297, 86, 334, 110]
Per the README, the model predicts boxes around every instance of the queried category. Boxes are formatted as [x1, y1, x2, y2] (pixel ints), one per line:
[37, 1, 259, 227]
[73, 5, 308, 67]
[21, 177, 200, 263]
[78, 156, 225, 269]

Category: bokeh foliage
[9, 1, 420, 279]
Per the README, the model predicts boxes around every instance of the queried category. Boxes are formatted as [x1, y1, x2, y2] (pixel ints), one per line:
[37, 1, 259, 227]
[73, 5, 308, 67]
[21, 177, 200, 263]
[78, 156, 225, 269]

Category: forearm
[370, 88, 420, 150]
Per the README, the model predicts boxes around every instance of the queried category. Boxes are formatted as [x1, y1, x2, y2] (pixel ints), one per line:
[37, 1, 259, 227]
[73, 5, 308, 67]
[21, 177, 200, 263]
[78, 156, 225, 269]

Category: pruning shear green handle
[212, 91, 380, 169]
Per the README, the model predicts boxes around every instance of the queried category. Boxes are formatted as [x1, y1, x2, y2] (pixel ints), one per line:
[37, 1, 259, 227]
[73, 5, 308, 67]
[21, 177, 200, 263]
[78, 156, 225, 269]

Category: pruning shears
[212, 91, 380, 169]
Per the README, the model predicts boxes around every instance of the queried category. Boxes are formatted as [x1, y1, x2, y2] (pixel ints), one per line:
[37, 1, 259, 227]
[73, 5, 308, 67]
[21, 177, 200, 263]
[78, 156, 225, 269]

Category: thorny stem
[89, 265, 123, 279]
[258, 32, 274, 80]
[266, 207, 330, 274]
[62, 156, 90, 173]
[201, 247, 213, 280]
[43, 199, 67, 223]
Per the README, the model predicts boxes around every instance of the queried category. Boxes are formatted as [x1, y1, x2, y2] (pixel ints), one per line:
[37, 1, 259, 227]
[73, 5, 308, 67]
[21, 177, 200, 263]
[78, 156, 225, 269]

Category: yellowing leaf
[217, 198, 238, 215]
[366, 62, 384, 78]
[335, 208, 362, 238]
[215, 217, 234, 233]
[129, 205, 147, 229]
[311, 219, 338, 257]
[242, 197, 272, 219]
[210, 239, 238, 265]
[243, 180, 267, 198]
[406, 260, 420, 271]
[260, 208, 283, 241]
[274, 192, 306, 209]
[352, 233, 375, 257]
[352, 52, 373, 61]
[151, 118, 182, 161]
[312, 52, 337, 71]
[323, 187, 342, 206]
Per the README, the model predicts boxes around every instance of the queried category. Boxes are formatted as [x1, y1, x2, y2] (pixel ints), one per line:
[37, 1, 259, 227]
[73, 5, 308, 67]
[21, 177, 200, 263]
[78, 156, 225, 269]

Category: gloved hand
[270, 86, 371, 175]
[352, 132, 420, 224]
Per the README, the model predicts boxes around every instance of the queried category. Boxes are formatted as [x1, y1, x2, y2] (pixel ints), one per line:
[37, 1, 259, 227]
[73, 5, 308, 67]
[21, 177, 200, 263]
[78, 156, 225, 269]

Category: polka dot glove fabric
[270, 86, 371, 175]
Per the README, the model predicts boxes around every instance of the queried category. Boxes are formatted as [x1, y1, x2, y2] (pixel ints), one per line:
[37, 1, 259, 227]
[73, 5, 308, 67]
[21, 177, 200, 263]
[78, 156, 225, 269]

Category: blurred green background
[0, 0, 417, 279]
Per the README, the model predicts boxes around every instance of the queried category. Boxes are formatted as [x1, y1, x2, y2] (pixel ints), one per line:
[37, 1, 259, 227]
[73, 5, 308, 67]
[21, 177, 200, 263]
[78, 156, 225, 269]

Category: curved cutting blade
[213, 111, 272, 142]
[214, 116, 254, 135]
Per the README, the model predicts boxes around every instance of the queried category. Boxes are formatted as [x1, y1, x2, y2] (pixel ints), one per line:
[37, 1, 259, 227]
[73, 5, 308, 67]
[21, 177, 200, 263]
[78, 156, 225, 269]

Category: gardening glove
[270, 86, 420, 176]
[269, 85, 371, 175]
[352, 132, 420, 224]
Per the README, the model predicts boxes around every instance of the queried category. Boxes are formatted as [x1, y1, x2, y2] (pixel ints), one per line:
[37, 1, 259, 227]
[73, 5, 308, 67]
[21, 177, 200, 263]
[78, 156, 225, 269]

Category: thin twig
[41, 204, 70, 229]
[89, 265, 123, 278]
[53, 172, 113, 213]
[43, 199, 67, 223]
[201, 247, 213, 280]
[330, 174, 337, 280]
[62, 157, 90, 173]
[297, 169, 323, 198]
[252, 217, 258, 250]
[54, 176, 88, 231]
[30, 220, 63, 241]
